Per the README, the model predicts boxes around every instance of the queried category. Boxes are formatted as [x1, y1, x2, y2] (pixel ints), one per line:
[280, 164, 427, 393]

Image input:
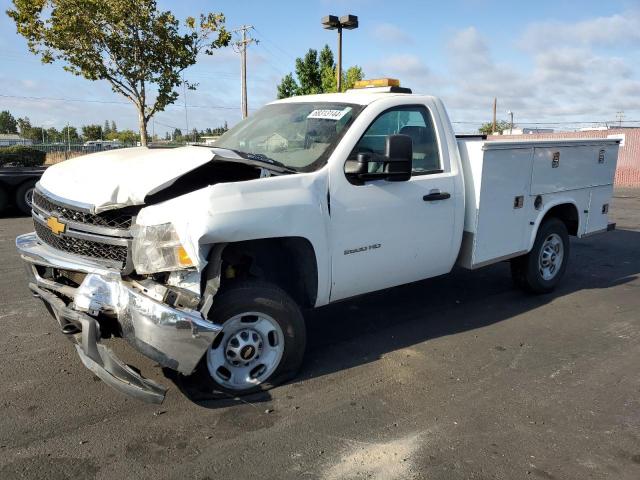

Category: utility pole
[233, 25, 258, 119]
[492, 97, 497, 134]
[508, 110, 514, 135]
[182, 73, 189, 142]
[616, 111, 624, 128]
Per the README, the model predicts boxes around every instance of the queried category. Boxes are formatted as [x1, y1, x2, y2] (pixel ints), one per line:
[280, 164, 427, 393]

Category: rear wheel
[511, 217, 569, 293]
[15, 179, 37, 215]
[188, 281, 306, 397]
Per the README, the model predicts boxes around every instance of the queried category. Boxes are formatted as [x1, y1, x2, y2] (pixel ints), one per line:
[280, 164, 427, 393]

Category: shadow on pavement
[158, 228, 640, 408]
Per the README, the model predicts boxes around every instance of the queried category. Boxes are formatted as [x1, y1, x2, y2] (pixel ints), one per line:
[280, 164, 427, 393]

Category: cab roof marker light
[353, 78, 401, 89]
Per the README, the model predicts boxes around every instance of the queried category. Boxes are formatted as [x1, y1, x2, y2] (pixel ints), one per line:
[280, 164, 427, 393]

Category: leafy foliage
[277, 44, 364, 98]
[0, 145, 46, 167]
[277, 73, 299, 100]
[295, 49, 322, 95]
[479, 120, 512, 135]
[7, 0, 231, 146]
[82, 124, 103, 141]
[0, 111, 18, 134]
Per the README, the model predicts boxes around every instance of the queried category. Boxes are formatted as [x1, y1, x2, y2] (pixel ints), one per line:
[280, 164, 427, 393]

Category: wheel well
[543, 203, 579, 236]
[217, 237, 318, 308]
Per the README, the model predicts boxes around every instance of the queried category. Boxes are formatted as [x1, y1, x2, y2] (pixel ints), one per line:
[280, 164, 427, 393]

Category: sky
[1, 0, 639, 135]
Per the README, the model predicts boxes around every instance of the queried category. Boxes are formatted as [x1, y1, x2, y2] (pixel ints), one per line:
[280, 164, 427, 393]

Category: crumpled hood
[39, 146, 215, 212]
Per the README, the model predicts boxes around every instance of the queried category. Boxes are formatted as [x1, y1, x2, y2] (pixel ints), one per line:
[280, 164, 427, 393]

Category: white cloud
[437, 20, 640, 129]
[520, 11, 640, 49]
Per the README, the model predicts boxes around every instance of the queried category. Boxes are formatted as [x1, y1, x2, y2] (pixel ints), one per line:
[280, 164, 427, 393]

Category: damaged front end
[16, 184, 225, 403]
[17, 233, 219, 403]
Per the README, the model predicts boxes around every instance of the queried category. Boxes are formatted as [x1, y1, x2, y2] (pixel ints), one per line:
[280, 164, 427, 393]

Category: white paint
[39, 146, 215, 211]
[36, 90, 621, 307]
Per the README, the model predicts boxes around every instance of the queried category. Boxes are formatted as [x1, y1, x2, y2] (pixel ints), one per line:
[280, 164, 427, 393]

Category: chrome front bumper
[16, 233, 221, 403]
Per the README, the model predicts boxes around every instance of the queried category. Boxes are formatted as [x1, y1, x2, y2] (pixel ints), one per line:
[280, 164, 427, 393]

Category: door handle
[423, 191, 451, 201]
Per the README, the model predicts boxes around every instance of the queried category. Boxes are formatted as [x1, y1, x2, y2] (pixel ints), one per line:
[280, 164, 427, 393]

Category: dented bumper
[16, 233, 221, 403]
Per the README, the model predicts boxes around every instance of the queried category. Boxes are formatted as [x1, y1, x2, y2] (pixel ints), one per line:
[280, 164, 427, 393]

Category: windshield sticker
[307, 108, 351, 121]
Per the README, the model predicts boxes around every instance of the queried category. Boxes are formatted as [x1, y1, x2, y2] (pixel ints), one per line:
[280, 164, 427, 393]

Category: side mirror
[383, 134, 412, 182]
[344, 134, 413, 184]
[344, 152, 371, 177]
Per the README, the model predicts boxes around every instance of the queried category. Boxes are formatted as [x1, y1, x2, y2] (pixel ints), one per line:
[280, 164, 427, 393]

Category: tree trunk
[138, 109, 148, 147]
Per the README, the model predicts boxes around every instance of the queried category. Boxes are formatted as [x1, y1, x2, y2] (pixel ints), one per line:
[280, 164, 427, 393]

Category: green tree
[7, 0, 231, 147]
[295, 49, 322, 95]
[276, 45, 365, 98]
[27, 126, 46, 143]
[61, 125, 79, 142]
[343, 66, 364, 91]
[16, 116, 31, 136]
[109, 130, 140, 145]
[0, 110, 18, 134]
[277, 73, 299, 99]
[319, 44, 336, 93]
[46, 127, 60, 142]
[111, 120, 117, 133]
[103, 120, 111, 136]
[82, 124, 103, 141]
[479, 120, 511, 135]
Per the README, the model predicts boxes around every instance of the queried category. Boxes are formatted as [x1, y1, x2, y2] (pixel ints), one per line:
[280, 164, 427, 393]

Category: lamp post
[321, 14, 359, 92]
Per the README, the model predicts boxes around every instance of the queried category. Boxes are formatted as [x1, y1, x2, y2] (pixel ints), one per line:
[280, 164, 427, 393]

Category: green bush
[0, 145, 46, 167]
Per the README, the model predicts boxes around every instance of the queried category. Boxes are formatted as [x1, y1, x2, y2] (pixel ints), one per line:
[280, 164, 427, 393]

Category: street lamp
[322, 14, 359, 92]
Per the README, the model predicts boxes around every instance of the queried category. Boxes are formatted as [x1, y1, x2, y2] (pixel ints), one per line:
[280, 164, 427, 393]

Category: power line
[0, 93, 245, 110]
[252, 27, 296, 61]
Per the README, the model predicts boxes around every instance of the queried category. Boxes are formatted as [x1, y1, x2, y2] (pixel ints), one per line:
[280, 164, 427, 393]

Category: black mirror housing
[344, 134, 413, 184]
[384, 134, 412, 182]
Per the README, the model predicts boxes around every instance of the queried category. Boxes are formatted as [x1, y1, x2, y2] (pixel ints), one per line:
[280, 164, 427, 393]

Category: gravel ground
[0, 190, 639, 480]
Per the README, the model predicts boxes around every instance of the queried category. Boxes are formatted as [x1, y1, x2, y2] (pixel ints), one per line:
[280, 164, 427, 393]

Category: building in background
[0, 134, 33, 147]
[490, 128, 640, 187]
[500, 127, 555, 135]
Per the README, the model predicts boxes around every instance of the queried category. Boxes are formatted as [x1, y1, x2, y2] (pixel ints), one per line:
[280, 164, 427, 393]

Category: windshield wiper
[233, 151, 297, 173]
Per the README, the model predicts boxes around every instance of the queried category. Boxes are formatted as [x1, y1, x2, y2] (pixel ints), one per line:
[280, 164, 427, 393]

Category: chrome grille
[34, 220, 128, 266]
[32, 189, 133, 230]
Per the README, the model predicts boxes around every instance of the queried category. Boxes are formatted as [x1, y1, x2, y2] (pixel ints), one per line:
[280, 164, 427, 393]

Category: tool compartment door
[585, 184, 614, 234]
[530, 143, 618, 195]
[471, 147, 533, 266]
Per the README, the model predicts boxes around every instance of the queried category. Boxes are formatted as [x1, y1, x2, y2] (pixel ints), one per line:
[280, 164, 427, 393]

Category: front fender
[135, 170, 332, 306]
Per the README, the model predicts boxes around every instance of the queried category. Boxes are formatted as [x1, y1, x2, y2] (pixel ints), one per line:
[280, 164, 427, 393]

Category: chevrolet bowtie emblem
[46, 216, 66, 235]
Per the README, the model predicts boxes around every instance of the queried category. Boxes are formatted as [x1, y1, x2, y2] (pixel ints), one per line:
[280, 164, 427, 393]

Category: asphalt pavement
[0, 190, 639, 479]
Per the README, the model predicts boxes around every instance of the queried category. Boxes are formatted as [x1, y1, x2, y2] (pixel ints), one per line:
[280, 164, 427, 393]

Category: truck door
[328, 104, 457, 301]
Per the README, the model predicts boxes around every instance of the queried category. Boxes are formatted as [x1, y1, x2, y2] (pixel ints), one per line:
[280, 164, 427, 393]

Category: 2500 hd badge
[344, 243, 382, 255]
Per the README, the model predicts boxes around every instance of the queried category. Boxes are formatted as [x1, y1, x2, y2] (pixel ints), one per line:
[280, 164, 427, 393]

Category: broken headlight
[131, 223, 194, 274]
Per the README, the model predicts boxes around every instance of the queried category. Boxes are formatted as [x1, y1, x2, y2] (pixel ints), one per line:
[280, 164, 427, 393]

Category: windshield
[214, 102, 364, 172]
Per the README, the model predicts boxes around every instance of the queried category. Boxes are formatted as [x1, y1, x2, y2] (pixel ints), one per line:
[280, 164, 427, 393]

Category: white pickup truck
[16, 80, 620, 403]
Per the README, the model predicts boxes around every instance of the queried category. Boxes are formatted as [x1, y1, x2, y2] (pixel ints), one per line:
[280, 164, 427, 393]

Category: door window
[351, 106, 442, 175]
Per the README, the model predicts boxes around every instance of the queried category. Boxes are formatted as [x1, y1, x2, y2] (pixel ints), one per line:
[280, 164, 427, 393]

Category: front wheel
[188, 281, 306, 397]
[511, 217, 570, 293]
[15, 179, 37, 215]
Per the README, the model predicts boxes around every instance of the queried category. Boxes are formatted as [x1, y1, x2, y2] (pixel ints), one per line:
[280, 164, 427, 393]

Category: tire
[187, 280, 306, 398]
[510, 217, 570, 294]
[0, 186, 8, 214]
[15, 179, 37, 216]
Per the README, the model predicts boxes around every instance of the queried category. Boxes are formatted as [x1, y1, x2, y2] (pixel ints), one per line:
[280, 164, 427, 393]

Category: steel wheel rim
[538, 233, 564, 281]
[25, 187, 34, 208]
[206, 312, 284, 390]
